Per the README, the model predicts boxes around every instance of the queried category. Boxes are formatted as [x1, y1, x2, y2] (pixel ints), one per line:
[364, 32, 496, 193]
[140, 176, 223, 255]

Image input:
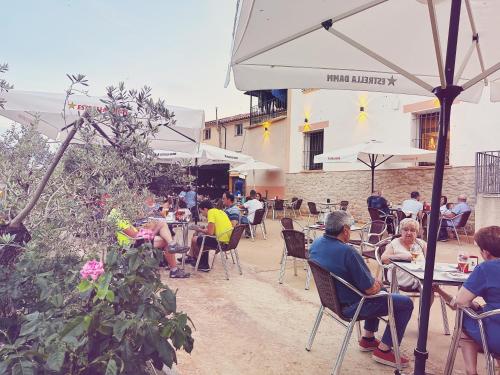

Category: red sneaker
[372, 348, 409, 368]
[358, 337, 380, 352]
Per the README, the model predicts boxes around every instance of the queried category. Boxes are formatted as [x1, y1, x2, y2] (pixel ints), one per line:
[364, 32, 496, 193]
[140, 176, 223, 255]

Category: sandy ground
[161, 218, 486, 375]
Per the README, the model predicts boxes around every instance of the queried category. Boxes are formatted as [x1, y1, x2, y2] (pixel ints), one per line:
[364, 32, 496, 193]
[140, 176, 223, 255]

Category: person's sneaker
[168, 243, 190, 254]
[358, 337, 380, 352]
[197, 264, 211, 272]
[177, 255, 195, 263]
[169, 268, 190, 278]
[372, 348, 409, 368]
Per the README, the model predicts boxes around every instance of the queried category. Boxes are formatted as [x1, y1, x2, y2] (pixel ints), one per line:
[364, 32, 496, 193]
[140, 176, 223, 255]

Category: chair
[339, 200, 349, 211]
[280, 218, 313, 245]
[438, 211, 472, 246]
[272, 199, 285, 220]
[393, 209, 410, 234]
[307, 201, 321, 223]
[195, 225, 245, 279]
[306, 260, 403, 374]
[290, 198, 303, 217]
[348, 220, 387, 260]
[372, 237, 450, 335]
[247, 208, 267, 241]
[368, 207, 395, 234]
[279, 229, 312, 290]
[444, 307, 500, 375]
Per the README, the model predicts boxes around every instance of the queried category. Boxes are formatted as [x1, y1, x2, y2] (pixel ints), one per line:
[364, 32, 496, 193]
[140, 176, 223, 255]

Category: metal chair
[247, 208, 267, 241]
[195, 225, 245, 279]
[371, 237, 450, 335]
[444, 307, 500, 375]
[349, 220, 387, 260]
[368, 207, 395, 234]
[306, 260, 403, 374]
[290, 198, 303, 217]
[438, 211, 472, 246]
[279, 229, 312, 290]
[272, 199, 285, 219]
[307, 201, 321, 223]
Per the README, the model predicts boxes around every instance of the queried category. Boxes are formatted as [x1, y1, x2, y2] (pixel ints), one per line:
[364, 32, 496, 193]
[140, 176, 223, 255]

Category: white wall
[288, 88, 500, 172]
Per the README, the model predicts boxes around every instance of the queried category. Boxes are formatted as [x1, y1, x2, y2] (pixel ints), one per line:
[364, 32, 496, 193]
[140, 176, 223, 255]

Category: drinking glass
[457, 252, 469, 273]
[410, 243, 421, 264]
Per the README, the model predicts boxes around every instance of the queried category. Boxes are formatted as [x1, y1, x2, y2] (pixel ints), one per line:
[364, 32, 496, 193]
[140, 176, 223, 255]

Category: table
[317, 202, 339, 212]
[391, 261, 469, 287]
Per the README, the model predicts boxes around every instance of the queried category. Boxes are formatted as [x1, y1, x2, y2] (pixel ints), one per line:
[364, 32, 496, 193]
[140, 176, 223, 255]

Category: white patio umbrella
[230, 160, 281, 189]
[227, 1, 500, 373]
[0, 90, 204, 153]
[314, 140, 436, 192]
[155, 144, 254, 165]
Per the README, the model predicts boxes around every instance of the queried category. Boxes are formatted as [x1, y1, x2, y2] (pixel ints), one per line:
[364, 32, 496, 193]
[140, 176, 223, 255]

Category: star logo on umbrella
[68, 102, 76, 109]
[387, 75, 397, 86]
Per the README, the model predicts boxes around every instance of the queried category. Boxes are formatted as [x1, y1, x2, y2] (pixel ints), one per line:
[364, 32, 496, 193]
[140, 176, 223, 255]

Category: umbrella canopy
[0, 90, 204, 153]
[230, 160, 281, 189]
[155, 144, 254, 165]
[227, 1, 500, 373]
[314, 140, 436, 191]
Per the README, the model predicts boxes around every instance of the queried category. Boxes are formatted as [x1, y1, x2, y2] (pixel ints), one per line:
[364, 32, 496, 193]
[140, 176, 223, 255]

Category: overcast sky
[0, 0, 249, 131]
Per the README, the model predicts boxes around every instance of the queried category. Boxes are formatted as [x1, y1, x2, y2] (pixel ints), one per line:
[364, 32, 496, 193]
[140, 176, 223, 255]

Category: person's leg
[459, 333, 479, 375]
[379, 294, 414, 349]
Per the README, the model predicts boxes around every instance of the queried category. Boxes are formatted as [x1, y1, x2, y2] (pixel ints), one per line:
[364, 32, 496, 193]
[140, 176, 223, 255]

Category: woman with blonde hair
[381, 218, 427, 290]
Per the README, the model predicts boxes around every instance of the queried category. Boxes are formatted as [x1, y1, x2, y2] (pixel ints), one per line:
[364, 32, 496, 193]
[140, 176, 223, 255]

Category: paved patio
[163, 217, 482, 375]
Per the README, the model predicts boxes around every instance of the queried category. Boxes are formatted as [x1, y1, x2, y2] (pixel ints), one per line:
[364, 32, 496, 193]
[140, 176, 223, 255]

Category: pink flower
[80, 260, 105, 281]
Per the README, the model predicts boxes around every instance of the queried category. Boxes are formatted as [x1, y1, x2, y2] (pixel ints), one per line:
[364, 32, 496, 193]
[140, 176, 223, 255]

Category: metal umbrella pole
[414, 1, 463, 373]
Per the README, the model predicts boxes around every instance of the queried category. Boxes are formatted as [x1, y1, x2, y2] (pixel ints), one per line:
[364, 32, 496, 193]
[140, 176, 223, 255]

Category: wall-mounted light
[262, 121, 270, 140]
[303, 118, 311, 132]
[359, 106, 365, 112]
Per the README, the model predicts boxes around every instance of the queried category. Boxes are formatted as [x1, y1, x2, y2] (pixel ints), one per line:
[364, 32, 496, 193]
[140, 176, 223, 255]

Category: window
[235, 123, 243, 136]
[203, 128, 211, 140]
[415, 111, 449, 165]
[303, 130, 324, 170]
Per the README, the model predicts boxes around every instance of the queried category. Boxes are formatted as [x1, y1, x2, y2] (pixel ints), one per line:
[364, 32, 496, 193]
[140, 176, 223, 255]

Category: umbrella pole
[371, 165, 375, 193]
[253, 169, 256, 190]
[414, 1, 463, 374]
[194, 158, 199, 224]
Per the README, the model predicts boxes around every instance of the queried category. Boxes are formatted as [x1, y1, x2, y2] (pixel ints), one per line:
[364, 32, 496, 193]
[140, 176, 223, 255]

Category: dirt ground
[161, 218, 486, 375]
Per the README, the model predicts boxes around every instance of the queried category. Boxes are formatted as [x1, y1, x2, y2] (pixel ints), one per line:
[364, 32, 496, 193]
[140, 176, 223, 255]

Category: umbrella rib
[464, 0, 488, 84]
[325, 27, 434, 93]
[426, 0, 446, 88]
[375, 155, 393, 168]
[454, 40, 476, 85]
[357, 157, 371, 168]
[232, 0, 387, 65]
[462, 61, 500, 91]
[160, 123, 197, 143]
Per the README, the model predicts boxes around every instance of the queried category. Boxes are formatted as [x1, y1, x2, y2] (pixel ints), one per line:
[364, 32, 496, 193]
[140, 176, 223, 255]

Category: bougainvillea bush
[0, 242, 193, 374]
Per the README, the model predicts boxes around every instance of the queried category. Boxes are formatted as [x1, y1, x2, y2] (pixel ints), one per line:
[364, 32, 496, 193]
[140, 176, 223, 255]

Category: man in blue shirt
[438, 194, 471, 241]
[309, 211, 413, 369]
[367, 190, 390, 215]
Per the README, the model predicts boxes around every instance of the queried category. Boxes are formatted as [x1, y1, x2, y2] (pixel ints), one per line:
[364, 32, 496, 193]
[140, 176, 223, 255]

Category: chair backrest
[456, 211, 472, 228]
[308, 260, 349, 321]
[368, 207, 384, 221]
[395, 209, 408, 223]
[251, 208, 266, 225]
[340, 200, 349, 211]
[282, 229, 307, 259]
[308, 201, 319, 215]
[291, 197, 298, 202]
[368, 220, 387, 244]
[274, 199, 284, 210]
[280, 217, 294, 230]
[223, 224, 246, 251]
[294, 198, 303, 211]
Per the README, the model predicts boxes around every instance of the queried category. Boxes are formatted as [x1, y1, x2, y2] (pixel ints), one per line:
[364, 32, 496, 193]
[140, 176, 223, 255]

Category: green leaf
[128, 254, 141, 271]
[47, 348, 66, 371]
[11, 360, 35, 375]
[83, 315, 92, 330]
[113, 319, 133, 341]
[77, 279, 93, 293]
[19, 317, 40, 337]
[97, 272, 112, 290]
[60, 316, 86, 339]
[51, 293, 64, 307]
[157, 339, 175, 368]
[105, 289, 115, 302]
[105, 359, 117, 375]
[160, 289, 176, 314]
[106, 248, 119, 266]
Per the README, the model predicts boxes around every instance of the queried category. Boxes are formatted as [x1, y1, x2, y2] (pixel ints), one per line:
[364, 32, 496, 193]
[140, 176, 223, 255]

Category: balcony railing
[476, 151, 500, 195]
[250, 97, 287, 126]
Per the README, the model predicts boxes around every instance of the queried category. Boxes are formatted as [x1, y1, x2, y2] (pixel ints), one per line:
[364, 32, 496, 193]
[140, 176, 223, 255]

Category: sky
[0, 0, 249, 131]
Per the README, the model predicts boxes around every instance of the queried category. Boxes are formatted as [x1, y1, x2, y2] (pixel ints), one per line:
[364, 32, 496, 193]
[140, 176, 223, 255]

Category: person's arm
[346, 251, 379, 295]
[122, 225, 138, 237]
[434, 286, 478, 309]
[380, 243, 396, 264]
[365, 279, 383, 295]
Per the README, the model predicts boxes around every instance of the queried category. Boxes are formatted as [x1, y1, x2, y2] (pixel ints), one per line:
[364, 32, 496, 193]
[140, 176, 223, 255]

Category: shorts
[196, 235, 219, 249]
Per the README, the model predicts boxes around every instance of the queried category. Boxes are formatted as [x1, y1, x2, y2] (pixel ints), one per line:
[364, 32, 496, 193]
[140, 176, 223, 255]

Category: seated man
[309, 211, 413, 368]
[401, 191, 423, 219]
[108, 208, 190, 279]
[186, 200, 233, 272]
[222, 191, 246, 226]
[243, 189, 264, 224]
[367, 190, 394, 233]
[438, 194, 471, 241]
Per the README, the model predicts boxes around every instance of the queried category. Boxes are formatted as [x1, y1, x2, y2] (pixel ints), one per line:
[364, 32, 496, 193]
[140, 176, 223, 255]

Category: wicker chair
[348, 220, 387, 260]
[279, 229, 312, 290]
[247, 208, 267, 241]
[368, 207, 395, 234]
[438, 211, 472, 246]
[195, 225, 245, 279]
[272, 199, 285, 219]
[307, 201, 321, 223]
[306, 260, 403, 374]
[444, 307, 500, 375]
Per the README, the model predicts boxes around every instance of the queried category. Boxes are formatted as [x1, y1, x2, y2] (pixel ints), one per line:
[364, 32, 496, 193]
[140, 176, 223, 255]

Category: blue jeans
[343, 294, 414, 348]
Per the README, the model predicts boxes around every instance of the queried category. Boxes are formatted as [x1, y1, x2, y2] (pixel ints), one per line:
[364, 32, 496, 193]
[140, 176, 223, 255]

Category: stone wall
[285, 166, 476, 231]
